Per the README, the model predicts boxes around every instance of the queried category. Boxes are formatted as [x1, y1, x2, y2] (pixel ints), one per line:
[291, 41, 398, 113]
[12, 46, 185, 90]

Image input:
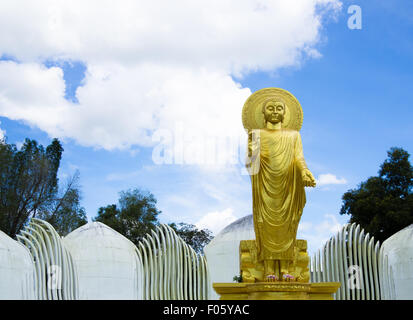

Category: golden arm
[295, 132, 316, 187]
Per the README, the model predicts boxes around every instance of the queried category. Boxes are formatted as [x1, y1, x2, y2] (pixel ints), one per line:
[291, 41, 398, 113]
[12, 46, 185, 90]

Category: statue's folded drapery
[250, 128, 307, 261]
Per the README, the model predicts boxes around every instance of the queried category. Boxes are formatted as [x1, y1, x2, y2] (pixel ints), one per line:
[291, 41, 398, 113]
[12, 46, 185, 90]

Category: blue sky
[0, 0, 412, 255]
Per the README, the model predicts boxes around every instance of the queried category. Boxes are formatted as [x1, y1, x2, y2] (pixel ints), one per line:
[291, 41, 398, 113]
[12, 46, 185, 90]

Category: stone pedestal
[240, 239, 310, 283]
[213, 238, 340, 300]
[213, 282, 341, 300]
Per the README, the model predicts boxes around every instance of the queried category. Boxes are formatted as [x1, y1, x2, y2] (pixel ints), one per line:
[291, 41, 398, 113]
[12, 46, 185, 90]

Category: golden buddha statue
[242, 88, 316, 281]
[213, 88, 341, 300]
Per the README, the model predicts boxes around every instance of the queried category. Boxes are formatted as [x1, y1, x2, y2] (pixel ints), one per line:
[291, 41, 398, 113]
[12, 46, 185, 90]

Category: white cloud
[298, 213, 344, 256]
[195, 208, 237, 235]
[316, 173, 347, 186]
[153, 165, 252, 227]
[0, 1, 342, 72]
[0, 121, 5, 141]
[0, 0, 342, 151]
[0, 61, 250, 151]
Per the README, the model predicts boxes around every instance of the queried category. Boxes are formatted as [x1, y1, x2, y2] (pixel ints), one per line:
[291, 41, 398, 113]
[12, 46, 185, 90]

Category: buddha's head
[262, 99, 285, 125]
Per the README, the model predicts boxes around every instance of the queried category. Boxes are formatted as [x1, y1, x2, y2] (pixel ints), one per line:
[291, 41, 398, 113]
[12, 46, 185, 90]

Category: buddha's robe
[249, 128, 307, 261]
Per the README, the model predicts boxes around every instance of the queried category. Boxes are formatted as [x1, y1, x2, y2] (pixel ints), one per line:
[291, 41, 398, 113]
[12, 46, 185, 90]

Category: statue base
[212, 239, 340, 300]
[213, 282, 341, 300]
[240, 239, 310, 283]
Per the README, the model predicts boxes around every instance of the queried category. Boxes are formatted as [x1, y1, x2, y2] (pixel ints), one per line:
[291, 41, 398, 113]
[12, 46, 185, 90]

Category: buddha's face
[263, 101, 285, 124]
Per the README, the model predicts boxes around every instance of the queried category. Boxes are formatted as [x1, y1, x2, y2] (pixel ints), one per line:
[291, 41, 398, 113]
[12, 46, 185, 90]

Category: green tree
[94, 188, 213, 252]
[94, 188, 161, 246]
[38, 170, 87, 236]
[340, 147, 413, 243]
[0, 138, 87, 238]
[0, 138, 63, 237]
[168, 222, 213, 253]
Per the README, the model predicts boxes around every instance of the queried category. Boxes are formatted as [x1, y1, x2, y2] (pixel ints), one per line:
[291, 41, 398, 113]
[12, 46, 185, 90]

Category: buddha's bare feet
[282, 273, 295, 282]
[265, 274, 279, 282]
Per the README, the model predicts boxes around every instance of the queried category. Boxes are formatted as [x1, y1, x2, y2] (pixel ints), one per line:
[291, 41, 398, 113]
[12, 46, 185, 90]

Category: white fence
[136, 224, 209, 300]
[4, 218, 411, 300]
[16, 218, 78, 300]
[310, 223, 381, 300]
[0, 220, 209, 300]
